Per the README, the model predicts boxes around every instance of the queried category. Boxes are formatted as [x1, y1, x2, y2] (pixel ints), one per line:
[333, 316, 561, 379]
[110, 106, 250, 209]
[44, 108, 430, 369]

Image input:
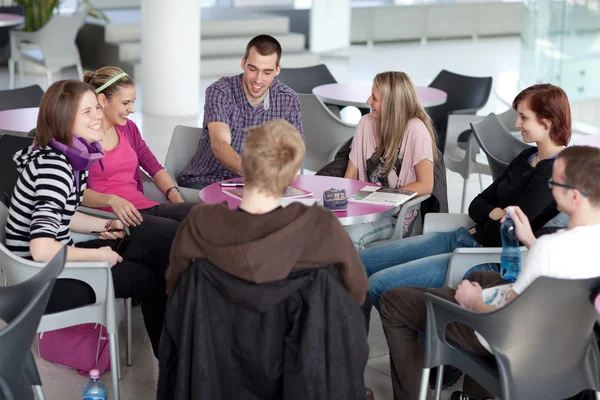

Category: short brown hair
[557, 146, 600, 206]
[36, 80, 96, 147]
[512, 84, 572, 146]
[244, 34, 282, 66]
[83, 66, 135, 100]
[242, 120, 305, 197]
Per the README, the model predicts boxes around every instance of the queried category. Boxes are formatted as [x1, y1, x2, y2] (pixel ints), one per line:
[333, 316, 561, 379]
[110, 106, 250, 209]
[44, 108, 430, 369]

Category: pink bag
[38, 323, 111, 376]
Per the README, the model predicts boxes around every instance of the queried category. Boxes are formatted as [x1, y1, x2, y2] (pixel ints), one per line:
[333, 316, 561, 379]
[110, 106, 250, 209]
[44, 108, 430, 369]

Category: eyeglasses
[548, 178, 587, 197]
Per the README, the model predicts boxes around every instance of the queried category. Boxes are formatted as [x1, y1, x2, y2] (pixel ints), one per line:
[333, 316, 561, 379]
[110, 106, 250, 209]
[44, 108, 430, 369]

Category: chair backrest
[164, 125, 203, 183]
[426, 70, 493, 152]
[0, 85, 43, 112]
[425, 276, 600, 399]
[37, 11, 87, 66]
[496, 107, 518, 130]
[470, 113, 531, 180]
[276, 64, 337, 94]
[0, 134, 34, 201]
[298, 93, 356, 172]
[0, 246, 66, 398]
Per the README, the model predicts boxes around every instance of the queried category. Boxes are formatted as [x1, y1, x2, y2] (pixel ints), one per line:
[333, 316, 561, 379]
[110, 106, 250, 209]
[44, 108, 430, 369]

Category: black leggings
[44, 212, 183, 357]
[140, 201, 197, 222]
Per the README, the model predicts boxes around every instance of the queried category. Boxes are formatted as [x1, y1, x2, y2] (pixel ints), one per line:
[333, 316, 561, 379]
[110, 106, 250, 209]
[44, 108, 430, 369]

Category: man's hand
[454, 280, 483, 310]
[108, 195, 143, 227]
[502, 206, 536, 248]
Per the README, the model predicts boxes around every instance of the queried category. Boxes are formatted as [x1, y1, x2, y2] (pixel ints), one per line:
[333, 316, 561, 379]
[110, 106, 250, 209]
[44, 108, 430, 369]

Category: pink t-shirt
[88, 128, 159, 211]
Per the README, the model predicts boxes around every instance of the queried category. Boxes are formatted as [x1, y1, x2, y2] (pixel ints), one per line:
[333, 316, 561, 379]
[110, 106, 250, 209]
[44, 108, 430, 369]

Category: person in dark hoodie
[162, 119, 373, 400]
[5, 80, 171, 357]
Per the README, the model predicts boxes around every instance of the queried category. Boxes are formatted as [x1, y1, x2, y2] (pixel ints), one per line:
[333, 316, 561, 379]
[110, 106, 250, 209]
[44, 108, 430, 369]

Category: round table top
[313, 82, 447, 109]
[0, 107, 38, 133]
[199, 175, 400, 226]
[0, 13, 24, 28]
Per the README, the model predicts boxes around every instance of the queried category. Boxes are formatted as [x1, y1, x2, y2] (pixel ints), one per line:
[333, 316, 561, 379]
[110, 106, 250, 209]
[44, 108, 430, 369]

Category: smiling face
[515, 100, 551, 144]
[73, 90, 103, 144]
[98, 85, 136, 127]
[367, 86, 382, 118]
[241, 47, 280, 105]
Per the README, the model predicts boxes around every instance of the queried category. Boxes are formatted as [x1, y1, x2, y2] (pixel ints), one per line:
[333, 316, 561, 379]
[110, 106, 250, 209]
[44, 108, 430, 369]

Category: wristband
[105, 220, 112, 231]
[165, 186, 180, 198]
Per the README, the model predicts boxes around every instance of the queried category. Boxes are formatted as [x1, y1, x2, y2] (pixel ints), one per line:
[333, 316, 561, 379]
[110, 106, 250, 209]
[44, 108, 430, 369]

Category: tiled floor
[0, 35, 586, 399]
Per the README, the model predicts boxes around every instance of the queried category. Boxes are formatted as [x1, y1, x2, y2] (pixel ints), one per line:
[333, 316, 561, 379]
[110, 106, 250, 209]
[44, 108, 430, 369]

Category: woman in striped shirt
[5, 80, 170, 357]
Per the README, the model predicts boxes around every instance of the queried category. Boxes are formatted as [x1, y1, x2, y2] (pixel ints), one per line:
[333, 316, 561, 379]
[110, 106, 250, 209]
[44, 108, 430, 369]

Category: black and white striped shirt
[6, 146, 87, 259]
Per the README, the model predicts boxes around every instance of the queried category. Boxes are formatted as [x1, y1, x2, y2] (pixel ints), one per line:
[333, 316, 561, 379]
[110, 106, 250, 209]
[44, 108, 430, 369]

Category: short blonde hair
[243, 120, 305, 197]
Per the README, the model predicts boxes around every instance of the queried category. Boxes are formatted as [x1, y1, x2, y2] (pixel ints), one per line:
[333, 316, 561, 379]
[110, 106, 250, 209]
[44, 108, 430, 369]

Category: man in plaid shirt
[179, 34, 304, 189]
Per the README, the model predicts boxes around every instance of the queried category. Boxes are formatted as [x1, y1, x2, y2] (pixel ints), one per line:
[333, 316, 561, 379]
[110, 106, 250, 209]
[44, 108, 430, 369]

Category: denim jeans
[359, 227, 497, 308]
[345, 216, 396, 250]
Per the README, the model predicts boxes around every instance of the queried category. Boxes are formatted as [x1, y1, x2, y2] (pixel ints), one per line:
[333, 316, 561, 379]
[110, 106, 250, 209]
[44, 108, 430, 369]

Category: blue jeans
[359, 227, 497, 308]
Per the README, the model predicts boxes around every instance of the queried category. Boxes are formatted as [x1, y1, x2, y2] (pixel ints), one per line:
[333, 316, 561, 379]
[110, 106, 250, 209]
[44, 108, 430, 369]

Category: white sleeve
[512, 238, 552, 294]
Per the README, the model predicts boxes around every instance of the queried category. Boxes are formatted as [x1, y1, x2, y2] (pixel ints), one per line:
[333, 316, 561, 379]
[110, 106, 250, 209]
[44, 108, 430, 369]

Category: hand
[167, 189, 185, 203]
[489, 207, 506, 221]
[96, 246, 123, 267]
[99, 219, 126, 240]
[454, 280, 483, 310]
[108, 195, 143, 226]
[502, 206, 536, 248]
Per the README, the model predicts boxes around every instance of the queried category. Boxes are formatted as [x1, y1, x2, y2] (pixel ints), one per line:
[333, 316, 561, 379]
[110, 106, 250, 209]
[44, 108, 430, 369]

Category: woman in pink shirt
[344, 71, 437, 249]
[81, 67, 195, 226]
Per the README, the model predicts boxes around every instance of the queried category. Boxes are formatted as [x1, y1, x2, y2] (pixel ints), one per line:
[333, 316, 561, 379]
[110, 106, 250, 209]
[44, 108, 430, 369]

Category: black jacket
[157, 260, 369, 400]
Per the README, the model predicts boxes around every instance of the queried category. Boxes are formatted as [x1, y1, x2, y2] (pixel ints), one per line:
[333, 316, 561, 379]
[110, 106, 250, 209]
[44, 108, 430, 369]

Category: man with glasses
[378, 145, 600, 400]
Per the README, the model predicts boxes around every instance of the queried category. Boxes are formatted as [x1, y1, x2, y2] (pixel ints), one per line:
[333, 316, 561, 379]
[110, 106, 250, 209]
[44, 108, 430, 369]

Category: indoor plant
[13, 0, 108, 32]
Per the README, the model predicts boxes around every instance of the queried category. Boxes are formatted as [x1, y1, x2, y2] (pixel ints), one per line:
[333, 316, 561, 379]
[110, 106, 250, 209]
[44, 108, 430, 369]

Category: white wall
[309, 0, 351, 53]
[233, 0, 294, 6]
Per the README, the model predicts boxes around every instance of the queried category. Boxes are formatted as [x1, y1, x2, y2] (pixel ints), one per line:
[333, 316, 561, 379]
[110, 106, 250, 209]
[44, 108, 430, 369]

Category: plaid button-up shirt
[179, 74, 303, 186]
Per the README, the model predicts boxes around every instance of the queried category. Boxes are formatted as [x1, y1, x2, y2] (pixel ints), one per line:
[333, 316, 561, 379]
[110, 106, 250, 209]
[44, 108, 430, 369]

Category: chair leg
[478, 173, 484, 191]
[114, 329, 122, 380]
[8, 59, 15, 89]
[18, 61, 25, 87]
[33, 385, 45, 400]
[418, 368, 431, 400]
[45, 69, 52, 88]
[434, 365, 444, 400]
[460, 178, 469, 213]
[76, 62, 84, 79]
[126, 298, 132, 366]
[109, 333, 120, 400]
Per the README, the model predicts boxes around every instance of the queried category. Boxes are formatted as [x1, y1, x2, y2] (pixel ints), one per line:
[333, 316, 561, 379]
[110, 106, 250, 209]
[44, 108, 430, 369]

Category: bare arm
[82, 189, 143, 227]
[30, 238, 122, 266]
[344, 160, 359, 180]
[208, 122, 243, 176]
[400, 159, 434, 195]
[152, 169, 184, 203]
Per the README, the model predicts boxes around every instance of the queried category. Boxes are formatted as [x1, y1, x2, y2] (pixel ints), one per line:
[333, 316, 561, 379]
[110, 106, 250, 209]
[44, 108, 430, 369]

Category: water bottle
[500, 206, 521, 282]
[82, 369, 107, 400]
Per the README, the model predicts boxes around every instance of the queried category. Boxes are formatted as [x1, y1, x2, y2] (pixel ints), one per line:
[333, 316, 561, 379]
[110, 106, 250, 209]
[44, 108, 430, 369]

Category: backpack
[38, 323, 111, 376]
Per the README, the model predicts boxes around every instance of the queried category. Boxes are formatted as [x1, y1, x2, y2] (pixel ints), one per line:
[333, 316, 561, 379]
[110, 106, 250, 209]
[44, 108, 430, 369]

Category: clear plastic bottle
[500, 207, 521, 282]
[82, 369, 107, 400]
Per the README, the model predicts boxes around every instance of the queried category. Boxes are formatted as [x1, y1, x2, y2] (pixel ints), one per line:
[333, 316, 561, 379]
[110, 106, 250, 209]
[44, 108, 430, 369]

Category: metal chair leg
[76, 62, 84, 80]
[126, 298, 132, 366]
[460, 178, 468, 213]
[33, 385, 45, 400]
[418, 368, 431, 400]
[17, 60, 25, 88]
[8, 59, 15, 89]
[45, 69, 52, 87]
[478, 173, 484, 191]
[109, 333, 120, 400]
[434, 365, 444, 400]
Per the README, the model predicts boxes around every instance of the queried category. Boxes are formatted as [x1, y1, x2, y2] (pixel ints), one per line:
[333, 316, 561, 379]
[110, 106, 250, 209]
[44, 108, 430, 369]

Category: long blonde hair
[372, 71, 437, 177]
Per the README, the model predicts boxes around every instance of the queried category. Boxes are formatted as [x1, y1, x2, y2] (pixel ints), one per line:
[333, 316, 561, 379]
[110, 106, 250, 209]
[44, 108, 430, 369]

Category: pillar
[309, 0, 351, 54]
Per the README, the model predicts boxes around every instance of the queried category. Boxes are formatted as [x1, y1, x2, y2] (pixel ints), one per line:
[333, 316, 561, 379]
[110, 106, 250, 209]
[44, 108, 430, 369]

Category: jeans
[359, 227, 497, 308]
[345, 216, 396, 250]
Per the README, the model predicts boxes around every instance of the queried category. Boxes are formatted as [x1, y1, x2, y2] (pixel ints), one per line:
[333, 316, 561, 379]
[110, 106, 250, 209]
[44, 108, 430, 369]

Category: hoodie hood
[13, 145, 48, 172]
[166, 202, 367, 305]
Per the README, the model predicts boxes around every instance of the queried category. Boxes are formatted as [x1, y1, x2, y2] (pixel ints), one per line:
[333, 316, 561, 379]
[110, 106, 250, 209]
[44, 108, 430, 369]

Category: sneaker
[366, 387, 374, 400]
[430, 365, 464, 390]
[450, 392, 494, 400]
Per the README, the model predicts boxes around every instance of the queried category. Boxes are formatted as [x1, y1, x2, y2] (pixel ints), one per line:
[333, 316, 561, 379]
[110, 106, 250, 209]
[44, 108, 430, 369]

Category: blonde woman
[344, 71, 436, 249]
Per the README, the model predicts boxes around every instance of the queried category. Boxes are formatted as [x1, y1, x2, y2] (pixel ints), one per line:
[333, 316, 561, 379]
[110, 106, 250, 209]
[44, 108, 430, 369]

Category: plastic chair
[426, 70, 493, 153]
[0, 201, 126, 400]
[470, 113, 531, 180]
[0, 133, 34, 201]
[9, 11, 86, 89]
[299, 93, 356, 172]
[277, 64, 337, 94]
[0, 85, 44, 111]
[142, 124, 203, 203]
[419, 276, 600, 400]
[0, 246, 66, 400]
[444, 108, 518, 212]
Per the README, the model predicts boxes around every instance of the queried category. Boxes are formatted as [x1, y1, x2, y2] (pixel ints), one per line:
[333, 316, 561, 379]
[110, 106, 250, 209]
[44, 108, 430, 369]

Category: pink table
[313, 82, 447, 109]
[0, 13, 24, 28]
[199, 175, 400, 226]
[0, 107, 38, 134]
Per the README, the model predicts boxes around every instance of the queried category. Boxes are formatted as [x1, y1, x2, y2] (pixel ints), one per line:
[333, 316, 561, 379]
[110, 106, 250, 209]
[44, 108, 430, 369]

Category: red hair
[512, 84, 571, 146]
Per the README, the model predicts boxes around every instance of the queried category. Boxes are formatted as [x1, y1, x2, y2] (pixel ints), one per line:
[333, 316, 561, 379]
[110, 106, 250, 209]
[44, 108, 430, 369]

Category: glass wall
[519, 0, 600, 101]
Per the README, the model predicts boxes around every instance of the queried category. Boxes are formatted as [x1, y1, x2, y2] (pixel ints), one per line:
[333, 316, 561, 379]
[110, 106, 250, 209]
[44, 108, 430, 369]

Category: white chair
[0, 202, 126, 400]
[444, 108, 518, 213]
[9, 11, 87, 89]
[299, 93, 356, 172]
[142, 124, 203, 203]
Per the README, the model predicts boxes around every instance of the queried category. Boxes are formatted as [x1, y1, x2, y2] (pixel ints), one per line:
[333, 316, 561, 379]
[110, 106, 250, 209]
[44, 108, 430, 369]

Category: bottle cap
[90, 369, 100, 379]
[506, 206, 515, 215]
